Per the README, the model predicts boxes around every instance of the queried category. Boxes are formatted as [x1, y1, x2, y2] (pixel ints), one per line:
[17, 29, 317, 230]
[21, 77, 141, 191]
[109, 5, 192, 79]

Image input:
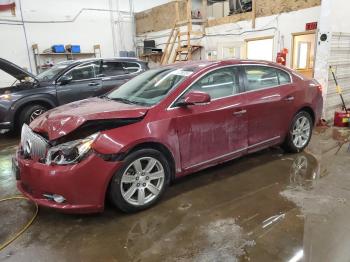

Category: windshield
[106, 67, 194, 106]
[36, 61, 73, 81]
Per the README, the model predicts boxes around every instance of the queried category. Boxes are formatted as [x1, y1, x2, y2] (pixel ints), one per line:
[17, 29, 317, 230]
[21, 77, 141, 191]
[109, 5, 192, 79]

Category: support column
[313, 0, 332, 118]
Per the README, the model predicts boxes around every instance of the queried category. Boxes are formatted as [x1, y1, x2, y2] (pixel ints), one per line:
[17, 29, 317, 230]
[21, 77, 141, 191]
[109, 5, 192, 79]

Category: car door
[56, 61, 102, 104]
[172, 66, 248, 171]
[99, 60, 132, 95]
[242, 65, 296, 151]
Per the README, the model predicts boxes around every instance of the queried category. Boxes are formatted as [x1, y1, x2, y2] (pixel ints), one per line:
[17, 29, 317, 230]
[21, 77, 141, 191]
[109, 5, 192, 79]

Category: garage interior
[1, 0, 350, 261]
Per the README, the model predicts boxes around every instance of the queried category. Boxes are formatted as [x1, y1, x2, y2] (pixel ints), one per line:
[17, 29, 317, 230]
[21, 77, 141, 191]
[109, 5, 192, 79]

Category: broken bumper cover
[16, 151, 122, 214]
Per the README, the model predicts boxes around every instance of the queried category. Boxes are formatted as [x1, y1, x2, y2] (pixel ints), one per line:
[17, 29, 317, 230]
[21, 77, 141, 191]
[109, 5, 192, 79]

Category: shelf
[32, 43, 101, 74]
[36, 52, 95, 56]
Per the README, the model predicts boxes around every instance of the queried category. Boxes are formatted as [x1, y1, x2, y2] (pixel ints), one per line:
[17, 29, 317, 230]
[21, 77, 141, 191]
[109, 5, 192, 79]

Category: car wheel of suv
[18, 104, 48, 129]
[109, 148, 170, 213]
[283, 111, 313, 153]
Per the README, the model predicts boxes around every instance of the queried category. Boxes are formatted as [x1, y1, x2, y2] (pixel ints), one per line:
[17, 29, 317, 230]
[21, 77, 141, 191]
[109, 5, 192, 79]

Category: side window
[277, 69, 291, 85]
[66, 62, 100, 81]
[101, 61, 125, 76]
[123, 62, 141, 73]
[244, 66, 279, 91]
[185, 67, 240, 100]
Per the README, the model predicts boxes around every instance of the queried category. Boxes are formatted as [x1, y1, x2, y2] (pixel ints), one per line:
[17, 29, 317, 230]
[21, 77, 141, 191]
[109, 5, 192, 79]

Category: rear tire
[109, 148, 170, 213]
[18, 104, 48, 129]
[282, 111, 313, 153]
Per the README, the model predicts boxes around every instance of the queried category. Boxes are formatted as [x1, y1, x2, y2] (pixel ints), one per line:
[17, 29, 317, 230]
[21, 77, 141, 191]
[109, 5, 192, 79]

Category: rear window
[245, 66, 279, 91]
[102, 61, 125, 76]
[244, 66, 291, 91]
[277, 69, 291, 84]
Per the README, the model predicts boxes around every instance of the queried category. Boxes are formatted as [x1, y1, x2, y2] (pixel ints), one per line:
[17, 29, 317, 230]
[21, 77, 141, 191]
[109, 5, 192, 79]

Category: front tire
[282, 111, 313, 153]
[109, 149, 170, 213]
[18, 104, 48, 129]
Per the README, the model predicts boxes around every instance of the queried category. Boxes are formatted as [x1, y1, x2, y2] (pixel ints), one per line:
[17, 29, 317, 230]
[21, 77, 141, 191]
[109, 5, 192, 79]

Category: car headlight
[0, 91, 12, 100]
[46, 133, 99, 165]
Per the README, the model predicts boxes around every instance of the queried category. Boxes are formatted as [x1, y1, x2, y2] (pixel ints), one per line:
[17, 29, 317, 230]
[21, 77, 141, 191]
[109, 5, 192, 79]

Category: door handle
[284, 96, 295, 101]
[88, 82, 99, 86]
[233, 109, 247, 116]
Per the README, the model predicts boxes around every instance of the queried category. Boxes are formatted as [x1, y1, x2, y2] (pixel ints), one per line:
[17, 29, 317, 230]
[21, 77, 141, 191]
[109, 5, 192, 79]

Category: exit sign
[306, 22, 318, 31]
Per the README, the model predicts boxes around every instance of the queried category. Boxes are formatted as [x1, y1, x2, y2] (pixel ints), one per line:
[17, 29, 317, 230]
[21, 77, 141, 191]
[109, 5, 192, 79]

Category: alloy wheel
[292, 116, 311, 148]
[29, 109, 46, 122]
[120, 157, 165, 206]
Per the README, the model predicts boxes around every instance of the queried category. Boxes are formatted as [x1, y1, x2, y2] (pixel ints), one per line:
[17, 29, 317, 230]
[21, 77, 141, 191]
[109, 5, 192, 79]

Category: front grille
[21, 124, 48, 160]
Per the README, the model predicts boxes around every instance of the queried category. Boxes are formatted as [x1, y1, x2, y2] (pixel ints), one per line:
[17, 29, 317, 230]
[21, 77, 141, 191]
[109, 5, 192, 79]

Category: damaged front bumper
[15, 150, 123, 213]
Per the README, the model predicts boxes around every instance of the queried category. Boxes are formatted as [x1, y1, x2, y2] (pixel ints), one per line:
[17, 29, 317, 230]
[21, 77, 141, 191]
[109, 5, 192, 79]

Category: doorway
[292, 32, 316, 78]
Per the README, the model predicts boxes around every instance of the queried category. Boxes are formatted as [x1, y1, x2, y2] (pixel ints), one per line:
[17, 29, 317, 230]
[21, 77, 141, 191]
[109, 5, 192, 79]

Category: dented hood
[30, 97, 148, 140]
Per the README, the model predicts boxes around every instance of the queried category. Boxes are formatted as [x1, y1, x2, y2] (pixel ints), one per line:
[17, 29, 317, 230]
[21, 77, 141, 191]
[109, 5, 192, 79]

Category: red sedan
[14, 60, 323, 213]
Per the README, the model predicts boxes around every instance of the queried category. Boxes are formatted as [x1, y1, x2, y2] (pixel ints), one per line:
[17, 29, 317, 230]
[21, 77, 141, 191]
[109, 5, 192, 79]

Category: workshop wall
[0, 0, 135, 86]
[314, 0, 350, 119]
[136, 6, 321, 68]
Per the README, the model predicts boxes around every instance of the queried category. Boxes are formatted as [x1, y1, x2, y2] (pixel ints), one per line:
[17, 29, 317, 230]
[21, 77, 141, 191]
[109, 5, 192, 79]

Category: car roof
[161, 59, 292, 73]
[65, 57, 146, 65]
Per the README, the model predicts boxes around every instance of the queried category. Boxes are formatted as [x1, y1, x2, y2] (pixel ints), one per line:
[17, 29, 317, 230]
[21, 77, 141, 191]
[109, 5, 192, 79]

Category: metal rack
[32, 44, 101, 74]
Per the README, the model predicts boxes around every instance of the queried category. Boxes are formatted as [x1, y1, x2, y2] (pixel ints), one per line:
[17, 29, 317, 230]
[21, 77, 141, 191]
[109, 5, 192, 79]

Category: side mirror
[59, 75, 73, 85]
[177, 91, 211, 107]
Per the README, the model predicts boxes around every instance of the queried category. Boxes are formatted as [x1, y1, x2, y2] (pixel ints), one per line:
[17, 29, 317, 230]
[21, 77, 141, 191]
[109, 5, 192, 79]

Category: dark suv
[0, 57, 148, 132]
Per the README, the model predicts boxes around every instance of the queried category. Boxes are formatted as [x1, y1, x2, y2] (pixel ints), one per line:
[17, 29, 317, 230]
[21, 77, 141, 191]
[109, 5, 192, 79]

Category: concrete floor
[1, 127, 350, 262]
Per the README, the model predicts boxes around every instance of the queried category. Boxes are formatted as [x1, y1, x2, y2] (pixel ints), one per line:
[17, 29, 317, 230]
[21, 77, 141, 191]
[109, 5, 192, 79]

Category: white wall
[314, 0, 350, 119]
[137, 6, 321, 68]
[133, 0, 172, 12]
[0, 0, 138, 86]
[205, 6, 321, 66]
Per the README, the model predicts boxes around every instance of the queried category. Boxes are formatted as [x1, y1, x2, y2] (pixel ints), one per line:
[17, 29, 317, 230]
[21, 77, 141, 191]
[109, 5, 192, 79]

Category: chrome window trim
[184, 136, 280, 170]
[166, 64, 293, 111]
[56, 60, 102, 84]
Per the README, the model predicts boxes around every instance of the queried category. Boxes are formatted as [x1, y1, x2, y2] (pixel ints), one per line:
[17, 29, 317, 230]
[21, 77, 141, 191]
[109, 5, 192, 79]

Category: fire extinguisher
[276, 48, 288, 66]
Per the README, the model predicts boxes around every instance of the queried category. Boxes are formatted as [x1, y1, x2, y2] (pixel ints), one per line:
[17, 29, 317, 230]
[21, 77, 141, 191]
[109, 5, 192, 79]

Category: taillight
[317, 85, 323, 93]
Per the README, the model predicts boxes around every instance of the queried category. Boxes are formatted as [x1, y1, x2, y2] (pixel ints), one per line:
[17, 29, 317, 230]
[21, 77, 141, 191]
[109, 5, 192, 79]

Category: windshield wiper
[108, 97, 135, 104]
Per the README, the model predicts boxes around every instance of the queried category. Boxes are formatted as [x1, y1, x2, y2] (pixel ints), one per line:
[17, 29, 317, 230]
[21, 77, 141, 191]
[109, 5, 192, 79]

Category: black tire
[18, 104, 48, 129]
[282, 111, 313, 153]
[109, 148, 170, 213]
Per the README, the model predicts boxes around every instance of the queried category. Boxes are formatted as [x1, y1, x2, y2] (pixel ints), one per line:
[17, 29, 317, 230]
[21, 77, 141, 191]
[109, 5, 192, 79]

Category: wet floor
[1, 127, 350, 261]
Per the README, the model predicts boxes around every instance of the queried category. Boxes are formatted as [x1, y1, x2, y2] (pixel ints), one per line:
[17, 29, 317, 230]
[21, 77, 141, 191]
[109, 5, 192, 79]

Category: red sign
[306, 22, 318, 31]
[0, 0, 15, 12]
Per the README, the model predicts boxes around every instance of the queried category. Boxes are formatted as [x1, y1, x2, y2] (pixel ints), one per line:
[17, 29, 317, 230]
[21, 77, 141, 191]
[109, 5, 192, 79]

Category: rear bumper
[16, 151, 122, 214]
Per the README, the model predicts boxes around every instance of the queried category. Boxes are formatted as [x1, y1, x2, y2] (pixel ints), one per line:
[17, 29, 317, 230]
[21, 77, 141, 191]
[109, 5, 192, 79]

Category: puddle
[195, 218, 255, 262]
[281, 127, 350, 217]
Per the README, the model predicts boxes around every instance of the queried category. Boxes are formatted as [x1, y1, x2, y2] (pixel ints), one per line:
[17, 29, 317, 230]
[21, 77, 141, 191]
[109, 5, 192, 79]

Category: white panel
[326, 33, 350, 120]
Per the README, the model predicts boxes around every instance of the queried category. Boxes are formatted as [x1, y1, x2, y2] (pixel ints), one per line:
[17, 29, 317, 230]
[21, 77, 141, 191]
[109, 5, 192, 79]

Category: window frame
[241, 65, 293, 93]
[57, 60, 102, 84]
[169, 65, 245, 109]
[168, 64, 293, 110]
